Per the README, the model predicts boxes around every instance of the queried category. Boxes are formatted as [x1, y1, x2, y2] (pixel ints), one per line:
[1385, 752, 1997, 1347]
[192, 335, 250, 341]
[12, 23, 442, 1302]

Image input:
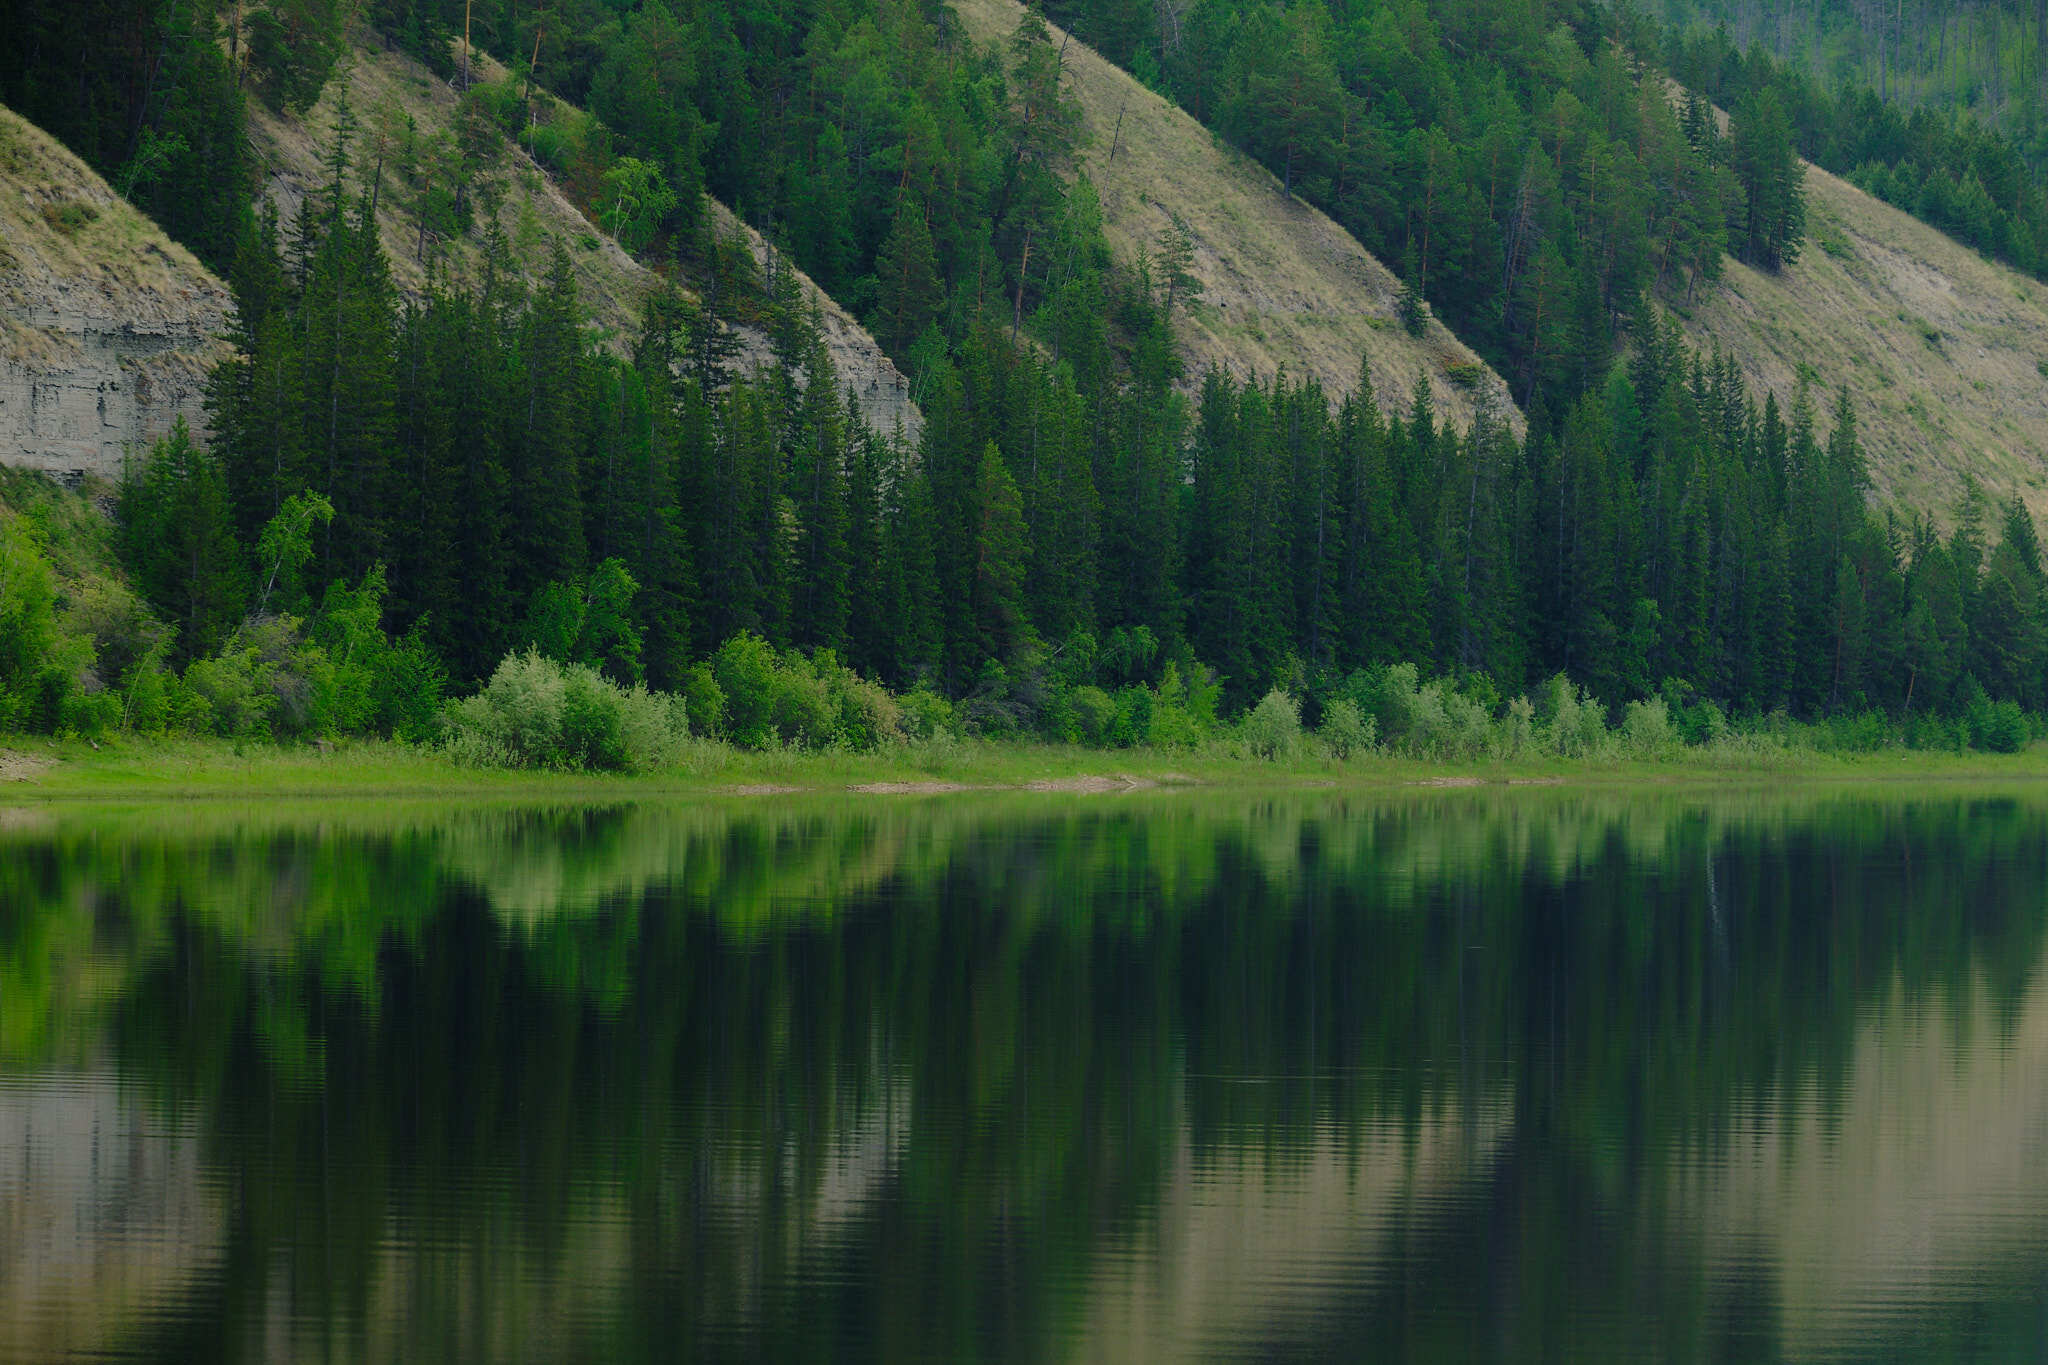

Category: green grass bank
[10, 732, 2048, 802]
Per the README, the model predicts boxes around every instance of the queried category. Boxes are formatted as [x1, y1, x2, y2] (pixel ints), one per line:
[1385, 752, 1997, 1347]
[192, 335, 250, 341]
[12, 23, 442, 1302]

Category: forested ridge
[4, 0, 2048, 763]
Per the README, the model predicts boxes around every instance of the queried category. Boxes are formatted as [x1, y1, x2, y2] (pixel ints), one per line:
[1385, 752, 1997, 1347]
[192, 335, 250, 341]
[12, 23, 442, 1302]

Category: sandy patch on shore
[0, 750, 54, 782]
[1025, 775, 1153, 793]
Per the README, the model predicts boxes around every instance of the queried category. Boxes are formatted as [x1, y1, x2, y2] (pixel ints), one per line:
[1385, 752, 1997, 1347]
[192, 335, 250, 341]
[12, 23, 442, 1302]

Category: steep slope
[0, 106, 230, 482]
[246, 34, 920, 439]
[949, 0, 1522, 436]
[1671, 128, 2048, 523]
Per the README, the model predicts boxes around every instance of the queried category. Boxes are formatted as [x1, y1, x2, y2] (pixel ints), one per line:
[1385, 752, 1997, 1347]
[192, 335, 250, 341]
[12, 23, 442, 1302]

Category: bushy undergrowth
[694, 632, 903, 751]
[3, 481, 444, 744]
[7, 467, 2046, 772]
[443, 651, 688, 772]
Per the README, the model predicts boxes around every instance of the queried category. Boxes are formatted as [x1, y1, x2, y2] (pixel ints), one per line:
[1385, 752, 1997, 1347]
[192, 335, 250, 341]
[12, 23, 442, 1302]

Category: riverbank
[8, 732, 2048, 800]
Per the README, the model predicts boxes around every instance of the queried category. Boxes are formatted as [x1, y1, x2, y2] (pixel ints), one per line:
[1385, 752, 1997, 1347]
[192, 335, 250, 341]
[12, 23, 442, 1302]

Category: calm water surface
[5, 788, 2048, 1362]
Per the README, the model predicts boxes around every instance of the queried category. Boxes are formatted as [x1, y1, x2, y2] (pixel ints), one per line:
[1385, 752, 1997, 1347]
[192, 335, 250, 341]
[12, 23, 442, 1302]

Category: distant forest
[3, 0, 2048, 752]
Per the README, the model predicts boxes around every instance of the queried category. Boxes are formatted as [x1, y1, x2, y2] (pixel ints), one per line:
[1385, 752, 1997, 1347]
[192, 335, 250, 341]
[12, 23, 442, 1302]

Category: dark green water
[5, 788, 2048, 1362]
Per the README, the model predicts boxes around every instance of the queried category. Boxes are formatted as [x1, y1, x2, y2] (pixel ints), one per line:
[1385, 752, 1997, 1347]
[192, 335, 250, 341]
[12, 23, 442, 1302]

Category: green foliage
[1728, 88, 1807, 269]
[1662, 6, 2048, 287]
[255, 491, 335, 617]
[897, 686, 958, 742]
[0, 517, 77, 731]
[443, 651, 688, 772]
[2, 0, 258, 269]
[708, 633, 903, 752]
[244, 0, 347, 114]
[1537, 674, 1615, 759]
[21, 0, 2048, 763]
[525, 559, 645, 684]
[1242, 688, 1302, 759]
[118, 418, 245, 660]
[598, 157, 677, 254]
[1396, 246, 1427, 338]
[308, 567, 449, 741]
[1622, 696, 1679, 758]
[1967, 691, 2032, 754]
[181, 616, 309, 739]
[872, 197, 945, 356]
[1317, 697, 1374, 759]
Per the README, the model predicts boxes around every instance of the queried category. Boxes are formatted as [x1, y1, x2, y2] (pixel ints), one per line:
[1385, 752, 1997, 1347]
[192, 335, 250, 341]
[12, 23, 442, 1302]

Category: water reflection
[2, 789, 2047, 1361]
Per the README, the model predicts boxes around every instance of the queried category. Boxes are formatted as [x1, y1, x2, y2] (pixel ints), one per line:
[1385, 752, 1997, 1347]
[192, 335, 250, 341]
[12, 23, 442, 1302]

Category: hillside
[947, 0, 1523, 437]
[1671, 128, 2048, 524]
[0, 106, 230, 483]
[245, 33, 920, 439]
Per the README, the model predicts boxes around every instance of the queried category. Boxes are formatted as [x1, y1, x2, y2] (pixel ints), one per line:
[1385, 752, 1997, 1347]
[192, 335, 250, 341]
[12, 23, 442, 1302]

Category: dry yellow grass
[0, 106, 229, 365]
[949, 0, 1522, 436]
[245, 36, 654, 346]
[1670, 119, 2048, 526]
[0, 105, 230, 477]
[249, 34, 920, 436]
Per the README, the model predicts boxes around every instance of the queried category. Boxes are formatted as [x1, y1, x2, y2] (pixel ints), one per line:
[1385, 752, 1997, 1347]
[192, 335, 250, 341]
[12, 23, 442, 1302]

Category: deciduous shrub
[1622, 697, 1678, 758]
[1538, 674, 1613, 758]
[1243, 689, 1302, 760]
[443, 651, 688, 772]
[707, 633, 904, 751]
[897, 686, 956, 741]
[1318, 697, 1374, 759]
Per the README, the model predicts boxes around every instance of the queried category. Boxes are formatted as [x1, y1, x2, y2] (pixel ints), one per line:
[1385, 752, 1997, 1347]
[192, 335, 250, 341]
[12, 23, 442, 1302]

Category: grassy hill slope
[1672, 140, 2048, 524]
[246, 34, 920, 438]
[949, 0, 1522, 437]
[0, 106, 230, 480]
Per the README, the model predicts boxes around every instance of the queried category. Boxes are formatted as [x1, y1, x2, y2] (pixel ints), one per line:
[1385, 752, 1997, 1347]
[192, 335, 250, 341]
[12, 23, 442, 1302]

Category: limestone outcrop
[0, 106, 231, 482]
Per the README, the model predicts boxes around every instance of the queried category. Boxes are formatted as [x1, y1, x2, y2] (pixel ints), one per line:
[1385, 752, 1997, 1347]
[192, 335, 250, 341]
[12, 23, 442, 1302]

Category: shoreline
[9, 733, 2048, 802]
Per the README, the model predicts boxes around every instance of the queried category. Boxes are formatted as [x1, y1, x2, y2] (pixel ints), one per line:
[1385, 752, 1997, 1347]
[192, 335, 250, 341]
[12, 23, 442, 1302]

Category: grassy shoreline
[9, 732, 2048, 801]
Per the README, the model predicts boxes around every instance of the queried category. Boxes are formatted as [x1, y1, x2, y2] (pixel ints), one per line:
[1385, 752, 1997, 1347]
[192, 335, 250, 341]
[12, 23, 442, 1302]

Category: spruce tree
[872, 196, 944, 358]
[969, 442, 1030, 665]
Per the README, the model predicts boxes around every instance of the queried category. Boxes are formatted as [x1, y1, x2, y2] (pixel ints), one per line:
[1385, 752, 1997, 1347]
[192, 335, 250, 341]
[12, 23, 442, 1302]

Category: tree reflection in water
[1, 789, 2045, 1362]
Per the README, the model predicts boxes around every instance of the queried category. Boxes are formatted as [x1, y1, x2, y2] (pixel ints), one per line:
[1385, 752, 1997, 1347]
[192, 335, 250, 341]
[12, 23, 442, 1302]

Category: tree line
[3, 0, 2046, 755]
[1654, 9, 2048, 282]
[50, 109, 2044, 753]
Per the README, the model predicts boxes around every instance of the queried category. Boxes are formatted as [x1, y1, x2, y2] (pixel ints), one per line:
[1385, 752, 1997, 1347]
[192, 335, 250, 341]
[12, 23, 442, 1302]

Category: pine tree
[1155, 212, 1201, 323]
[872, 195, 944, 358]
[119, 419, 246, 659]
[509, 241, 589, 603]
[1397, 243, 1427, 337]
[969, 442, 1030, 664]
[1729, 87, 1807, 270]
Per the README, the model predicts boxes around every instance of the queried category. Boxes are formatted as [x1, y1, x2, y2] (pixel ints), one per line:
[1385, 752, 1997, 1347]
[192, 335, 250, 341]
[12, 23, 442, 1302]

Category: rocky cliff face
[0, 106, 231, 482]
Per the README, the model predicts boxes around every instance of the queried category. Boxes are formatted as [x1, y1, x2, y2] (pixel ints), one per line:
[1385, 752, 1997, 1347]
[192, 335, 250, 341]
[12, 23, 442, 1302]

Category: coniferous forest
[4, 0, 2048, 764]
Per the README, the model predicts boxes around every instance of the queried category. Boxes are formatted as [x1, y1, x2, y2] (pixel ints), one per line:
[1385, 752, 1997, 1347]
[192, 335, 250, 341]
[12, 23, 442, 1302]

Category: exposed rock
[0, 106, 231, 481]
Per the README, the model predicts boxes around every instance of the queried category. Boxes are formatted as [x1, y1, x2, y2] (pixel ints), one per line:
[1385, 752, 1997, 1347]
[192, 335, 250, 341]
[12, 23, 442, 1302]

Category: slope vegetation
[949, 0, 1522, 437]
[0, 106, 230, 481]
[245, 34, 920, 438]
[1674, 145, 2048, 524]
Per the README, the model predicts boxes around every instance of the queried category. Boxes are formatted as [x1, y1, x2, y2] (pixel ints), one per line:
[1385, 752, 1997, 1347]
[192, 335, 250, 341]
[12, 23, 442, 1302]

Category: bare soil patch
[1024, 775, 1154, 793]
[0, 749, 54, 782]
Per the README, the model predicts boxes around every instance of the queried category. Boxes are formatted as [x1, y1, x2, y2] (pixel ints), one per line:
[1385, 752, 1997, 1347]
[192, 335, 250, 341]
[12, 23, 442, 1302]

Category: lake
[4, 787, 2048, 1362]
